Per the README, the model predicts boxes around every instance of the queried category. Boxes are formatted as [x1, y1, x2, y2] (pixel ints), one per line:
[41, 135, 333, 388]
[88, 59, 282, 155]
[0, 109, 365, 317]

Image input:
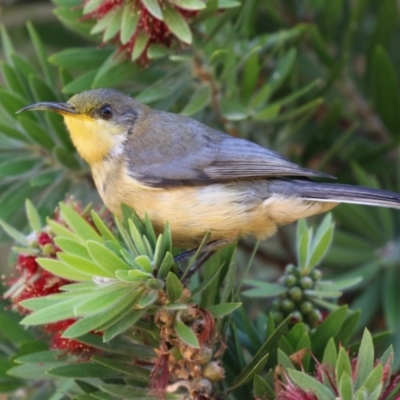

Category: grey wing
[127, 112, 333, 187]
[203, 136, 333, 181]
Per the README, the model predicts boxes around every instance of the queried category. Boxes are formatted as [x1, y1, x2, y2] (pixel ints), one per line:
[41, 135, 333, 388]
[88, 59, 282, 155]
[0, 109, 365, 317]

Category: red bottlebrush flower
[82, 0, 203, 63]
[16, 255, 39, 276]
[277, 387, 318, 400]
[37, 232, 53, 246]
[196, 308, 216, 344]
[150, 342, 170, 394]
[4, 197, 114, 356]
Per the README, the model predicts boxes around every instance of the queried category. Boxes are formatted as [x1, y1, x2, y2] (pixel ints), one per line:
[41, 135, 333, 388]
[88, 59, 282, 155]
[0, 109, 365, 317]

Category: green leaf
[103, 309, 145, 341]
[231, 317, 290, 389]
[361, 364, 383, 395]
[297, 228, 311, 270]
[158, 252, 175, 279]
[47, 219, 79, 241]
[90, 211, 118, 243]
[383, 266, 400, 332]
[181, 83, 212, 116]
[354, 329, 374, 390]
[49, 47, 112, 70]
[253, 375, 274, 400]
[163, 3, 192, 44]
[287, 369, 336, 400]
[336, 347, 352, 382]
[0, 219, 28, 245]
[47, 362, 126, 379]
[311, 306, 348, 357]
[21, 297, 80, 325]
[60, 203, 102, 242]
[322, 338, 338, 366]
[25, 199, 42, 232]
[92, 356, 150, 381]
[120, 5, 139, 44]
[371, 45, 400, 139]
[54, 237, 91, 259]
[166, 272, 183, 303]
[134, 254, 153, 273]
[138, 289, 158, 308]
[174, 321, 199, 348]
[62, 70, 97, 94]
[241, 280, 286, 298]
[136, 65, 190, 104]
[58, 253, 115, 278]
[131, 31, 150, 62]
[217, 0, 241, 8]
[142, 0, 163, 19]
[308, 214, 334, 269]
[220, 97, 248, 121]
[63, 293, 135, 338]
[74, 287, 133, 316]
[87, 240, 130, 274]
[147, 44, 171, 59]
[338, 372, 354, 400]
[170, 0, 205, 9]
[207, 302, 242, 318]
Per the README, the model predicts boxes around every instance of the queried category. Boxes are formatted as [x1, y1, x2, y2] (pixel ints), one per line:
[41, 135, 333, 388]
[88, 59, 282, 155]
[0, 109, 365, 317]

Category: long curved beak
[16, 102, 78, 115]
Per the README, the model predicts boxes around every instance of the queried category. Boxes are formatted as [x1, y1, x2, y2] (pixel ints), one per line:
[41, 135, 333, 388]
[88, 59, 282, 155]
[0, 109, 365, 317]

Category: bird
[18, 88, 400, 249]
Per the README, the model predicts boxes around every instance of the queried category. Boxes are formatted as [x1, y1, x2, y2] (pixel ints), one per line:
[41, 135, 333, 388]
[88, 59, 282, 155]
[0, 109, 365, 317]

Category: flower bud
[290, 311, 303, 324]
[289, 286, 303, 301]
[311, 269, 322, 281]
[300, 301, 314, 314]
[281, 299, 295, 311]
[203, 361, 225, 382]
[300, 276, 313, 289]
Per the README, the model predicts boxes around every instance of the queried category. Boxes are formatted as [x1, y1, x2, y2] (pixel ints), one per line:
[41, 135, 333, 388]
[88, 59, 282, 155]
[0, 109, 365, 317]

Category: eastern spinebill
[18, 89, 400, 248]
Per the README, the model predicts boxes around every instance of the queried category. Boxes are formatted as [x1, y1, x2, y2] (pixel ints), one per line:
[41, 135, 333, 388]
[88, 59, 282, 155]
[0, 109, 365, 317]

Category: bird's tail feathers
[269, 179, 400, 210]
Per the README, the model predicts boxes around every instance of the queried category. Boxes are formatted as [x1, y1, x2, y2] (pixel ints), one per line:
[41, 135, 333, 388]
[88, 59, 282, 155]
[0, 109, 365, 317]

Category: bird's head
[17, 89, 147, 165]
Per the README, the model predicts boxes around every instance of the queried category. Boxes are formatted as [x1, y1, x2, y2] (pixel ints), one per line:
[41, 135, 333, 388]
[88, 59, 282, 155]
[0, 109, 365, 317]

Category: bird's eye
[100, 105, 113, 119]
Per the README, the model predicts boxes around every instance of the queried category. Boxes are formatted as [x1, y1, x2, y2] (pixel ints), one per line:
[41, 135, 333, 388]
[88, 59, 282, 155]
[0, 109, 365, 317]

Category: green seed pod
[281, 299, 295, 311]
[284, 274, 297, 287]
[309, 309, 323, 323]
[300, 301, 314, 314]
[285, 264, 297, 275]
[191, 378, 213, 397]
[203, 361, 225, 382]
[311, 269, 322, 281]
[300, 276, 314, 290]
[289, 286, 303, 301]
[290, 311, 303, 323]
[273, 311, 284, 324]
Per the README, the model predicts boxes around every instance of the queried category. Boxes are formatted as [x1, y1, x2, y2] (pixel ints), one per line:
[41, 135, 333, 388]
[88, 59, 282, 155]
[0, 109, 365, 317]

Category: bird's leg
[174, 239, 231, 263]
[183, 251, 215, 281]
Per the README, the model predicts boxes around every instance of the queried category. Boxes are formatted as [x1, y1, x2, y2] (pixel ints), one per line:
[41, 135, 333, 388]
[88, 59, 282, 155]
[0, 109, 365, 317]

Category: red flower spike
[37, 232, 53, 246]
[17, 255, 39, 276]
[196, 308, 216, 344]
[82, 0, 200, 64]
[5, 197, 114, 357]
[150, 342, 170, 394]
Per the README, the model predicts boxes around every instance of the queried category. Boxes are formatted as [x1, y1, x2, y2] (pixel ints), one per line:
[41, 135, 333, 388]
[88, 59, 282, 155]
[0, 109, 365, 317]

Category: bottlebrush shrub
[1, 201, 241, 399]
[2, 198, 113, 355]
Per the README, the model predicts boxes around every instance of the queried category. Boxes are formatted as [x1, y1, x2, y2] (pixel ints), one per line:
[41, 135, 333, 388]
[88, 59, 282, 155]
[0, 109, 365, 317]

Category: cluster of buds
[151, 300, 224, 399]
[82, 0, 204, 63]
[272, 265, 324, 330]
[4, 198, 112, 355]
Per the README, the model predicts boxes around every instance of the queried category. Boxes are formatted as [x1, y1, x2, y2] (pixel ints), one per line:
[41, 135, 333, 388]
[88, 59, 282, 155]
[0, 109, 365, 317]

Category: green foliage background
[2, 0, 400, 399]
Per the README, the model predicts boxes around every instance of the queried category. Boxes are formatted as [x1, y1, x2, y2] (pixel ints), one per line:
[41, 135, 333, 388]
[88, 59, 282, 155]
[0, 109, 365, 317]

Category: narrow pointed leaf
[175, 321, 199, 348]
